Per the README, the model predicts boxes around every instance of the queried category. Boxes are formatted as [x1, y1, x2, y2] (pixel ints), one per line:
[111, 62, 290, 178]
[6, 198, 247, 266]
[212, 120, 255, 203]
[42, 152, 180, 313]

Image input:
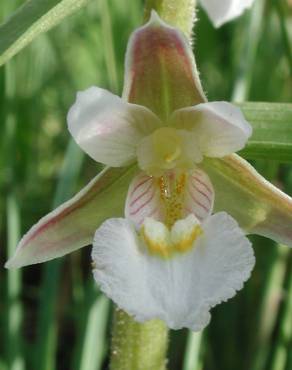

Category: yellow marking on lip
[174, 225, 203, 253]
[158, 172, 187, 228]
[141, 226, 170, 258]
[141, 223, 203, 259]
[176, 172, 186, 194]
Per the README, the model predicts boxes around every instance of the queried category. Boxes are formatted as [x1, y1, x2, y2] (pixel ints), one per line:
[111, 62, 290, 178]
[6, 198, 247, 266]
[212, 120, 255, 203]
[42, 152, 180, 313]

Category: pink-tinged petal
[68, 87, 161, 166]
[200, 0, 255, 28]
[171, 102, 252, 157]
[5, 166, 137, 269]
[183, 169, 214, 221]
[123, 11, 206, 120]
[202, 154, 292, 246]
[125, 172, 165, 229]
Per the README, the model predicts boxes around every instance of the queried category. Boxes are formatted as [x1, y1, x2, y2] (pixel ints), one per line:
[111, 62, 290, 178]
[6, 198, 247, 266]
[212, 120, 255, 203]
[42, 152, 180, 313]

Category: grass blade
[0, 0, 92, 66]
[183, 332, 204, 370]
[6, 194, 24, 370]
[269, 252, 292, 370]
[35, 140, 84, 370]
[239, 102, 292, 162]
[73, 282, 110, 370]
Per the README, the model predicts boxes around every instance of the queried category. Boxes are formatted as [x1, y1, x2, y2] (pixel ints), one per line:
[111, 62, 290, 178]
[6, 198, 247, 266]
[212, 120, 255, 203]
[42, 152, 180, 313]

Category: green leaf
[239, 102, 292, 162]
[0, 0, 91, 67]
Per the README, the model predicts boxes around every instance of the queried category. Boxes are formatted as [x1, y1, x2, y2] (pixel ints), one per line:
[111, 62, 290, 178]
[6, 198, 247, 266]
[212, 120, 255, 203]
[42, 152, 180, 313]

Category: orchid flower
[199, 0, 256, 27]
[5, 12, 292, 330]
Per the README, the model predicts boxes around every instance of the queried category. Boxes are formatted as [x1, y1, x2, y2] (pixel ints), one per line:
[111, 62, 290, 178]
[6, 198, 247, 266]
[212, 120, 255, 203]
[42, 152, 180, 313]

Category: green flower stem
[144, 0, 196, 40]
[110, 309, 168, 370]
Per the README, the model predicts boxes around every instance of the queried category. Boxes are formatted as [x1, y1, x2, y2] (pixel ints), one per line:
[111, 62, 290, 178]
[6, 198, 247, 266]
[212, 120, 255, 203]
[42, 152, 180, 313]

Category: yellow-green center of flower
[152, 127, 182, 167]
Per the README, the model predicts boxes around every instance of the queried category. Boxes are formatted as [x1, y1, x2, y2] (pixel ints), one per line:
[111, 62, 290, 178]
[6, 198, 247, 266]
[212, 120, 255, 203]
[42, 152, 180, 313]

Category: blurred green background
[0, 0, 292, 369]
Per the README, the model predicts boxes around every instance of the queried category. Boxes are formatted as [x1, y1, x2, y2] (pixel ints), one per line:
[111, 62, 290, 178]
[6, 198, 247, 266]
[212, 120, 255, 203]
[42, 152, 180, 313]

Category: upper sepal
[123, 11, 206, 120]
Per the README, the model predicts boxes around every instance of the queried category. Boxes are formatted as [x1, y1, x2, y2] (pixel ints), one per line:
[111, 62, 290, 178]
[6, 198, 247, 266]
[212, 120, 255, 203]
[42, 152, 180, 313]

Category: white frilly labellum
[92, 212, 255, 331]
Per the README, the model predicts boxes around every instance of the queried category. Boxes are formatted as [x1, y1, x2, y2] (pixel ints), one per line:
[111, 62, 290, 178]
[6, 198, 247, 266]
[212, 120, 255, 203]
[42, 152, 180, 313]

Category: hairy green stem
[144, 0, 196, 39]
[110, 309, 168, 370]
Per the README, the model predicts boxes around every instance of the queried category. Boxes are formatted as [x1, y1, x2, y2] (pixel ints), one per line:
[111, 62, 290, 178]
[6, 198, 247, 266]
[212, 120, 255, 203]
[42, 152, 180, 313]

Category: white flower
[4, 13, 257, 331]
[200, 0, 256, 28]
[65, 14, 254, 330]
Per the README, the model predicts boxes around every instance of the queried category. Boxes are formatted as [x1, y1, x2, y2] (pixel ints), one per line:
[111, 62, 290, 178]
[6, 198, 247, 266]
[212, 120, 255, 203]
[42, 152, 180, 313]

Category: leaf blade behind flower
[239, 102, 292, 162]
[0, 0, 91, 67]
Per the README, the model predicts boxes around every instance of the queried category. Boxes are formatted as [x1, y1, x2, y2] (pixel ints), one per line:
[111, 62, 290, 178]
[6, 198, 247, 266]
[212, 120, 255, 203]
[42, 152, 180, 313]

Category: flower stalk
[144, 0, 196, 39]
[110, 309, 168, 370]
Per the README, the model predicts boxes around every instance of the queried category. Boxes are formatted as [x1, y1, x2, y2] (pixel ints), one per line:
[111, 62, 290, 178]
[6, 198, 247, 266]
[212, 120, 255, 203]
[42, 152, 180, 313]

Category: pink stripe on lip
[130, 181, 153, 207]
[130, 176, 151, 197]
[192, 175, 213, 195]
[187, 189, 210, 213]
[191, 183, 212, 205]
[130, 189, 156, 216]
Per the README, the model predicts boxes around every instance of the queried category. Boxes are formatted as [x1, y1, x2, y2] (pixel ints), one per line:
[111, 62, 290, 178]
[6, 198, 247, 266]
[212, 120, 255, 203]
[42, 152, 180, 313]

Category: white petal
[183, 212, 255, 330]
[172, 102, 252, 157]
[67, 86, 161, 166]
[92, 213, 255, 330]
[92, 218, 159, 320]
[125, 172, 165, 229]
[183, 168, 214, 221]
[200, 0, 255, 28]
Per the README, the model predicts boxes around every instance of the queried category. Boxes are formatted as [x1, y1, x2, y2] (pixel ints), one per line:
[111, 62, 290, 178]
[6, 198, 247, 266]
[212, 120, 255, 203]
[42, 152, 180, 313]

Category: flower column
[110, 3, 200, 369]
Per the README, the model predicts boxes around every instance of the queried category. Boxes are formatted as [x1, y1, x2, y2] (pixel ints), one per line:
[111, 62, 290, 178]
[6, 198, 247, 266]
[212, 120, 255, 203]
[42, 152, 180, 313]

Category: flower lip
[92, 212, 255, 330]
